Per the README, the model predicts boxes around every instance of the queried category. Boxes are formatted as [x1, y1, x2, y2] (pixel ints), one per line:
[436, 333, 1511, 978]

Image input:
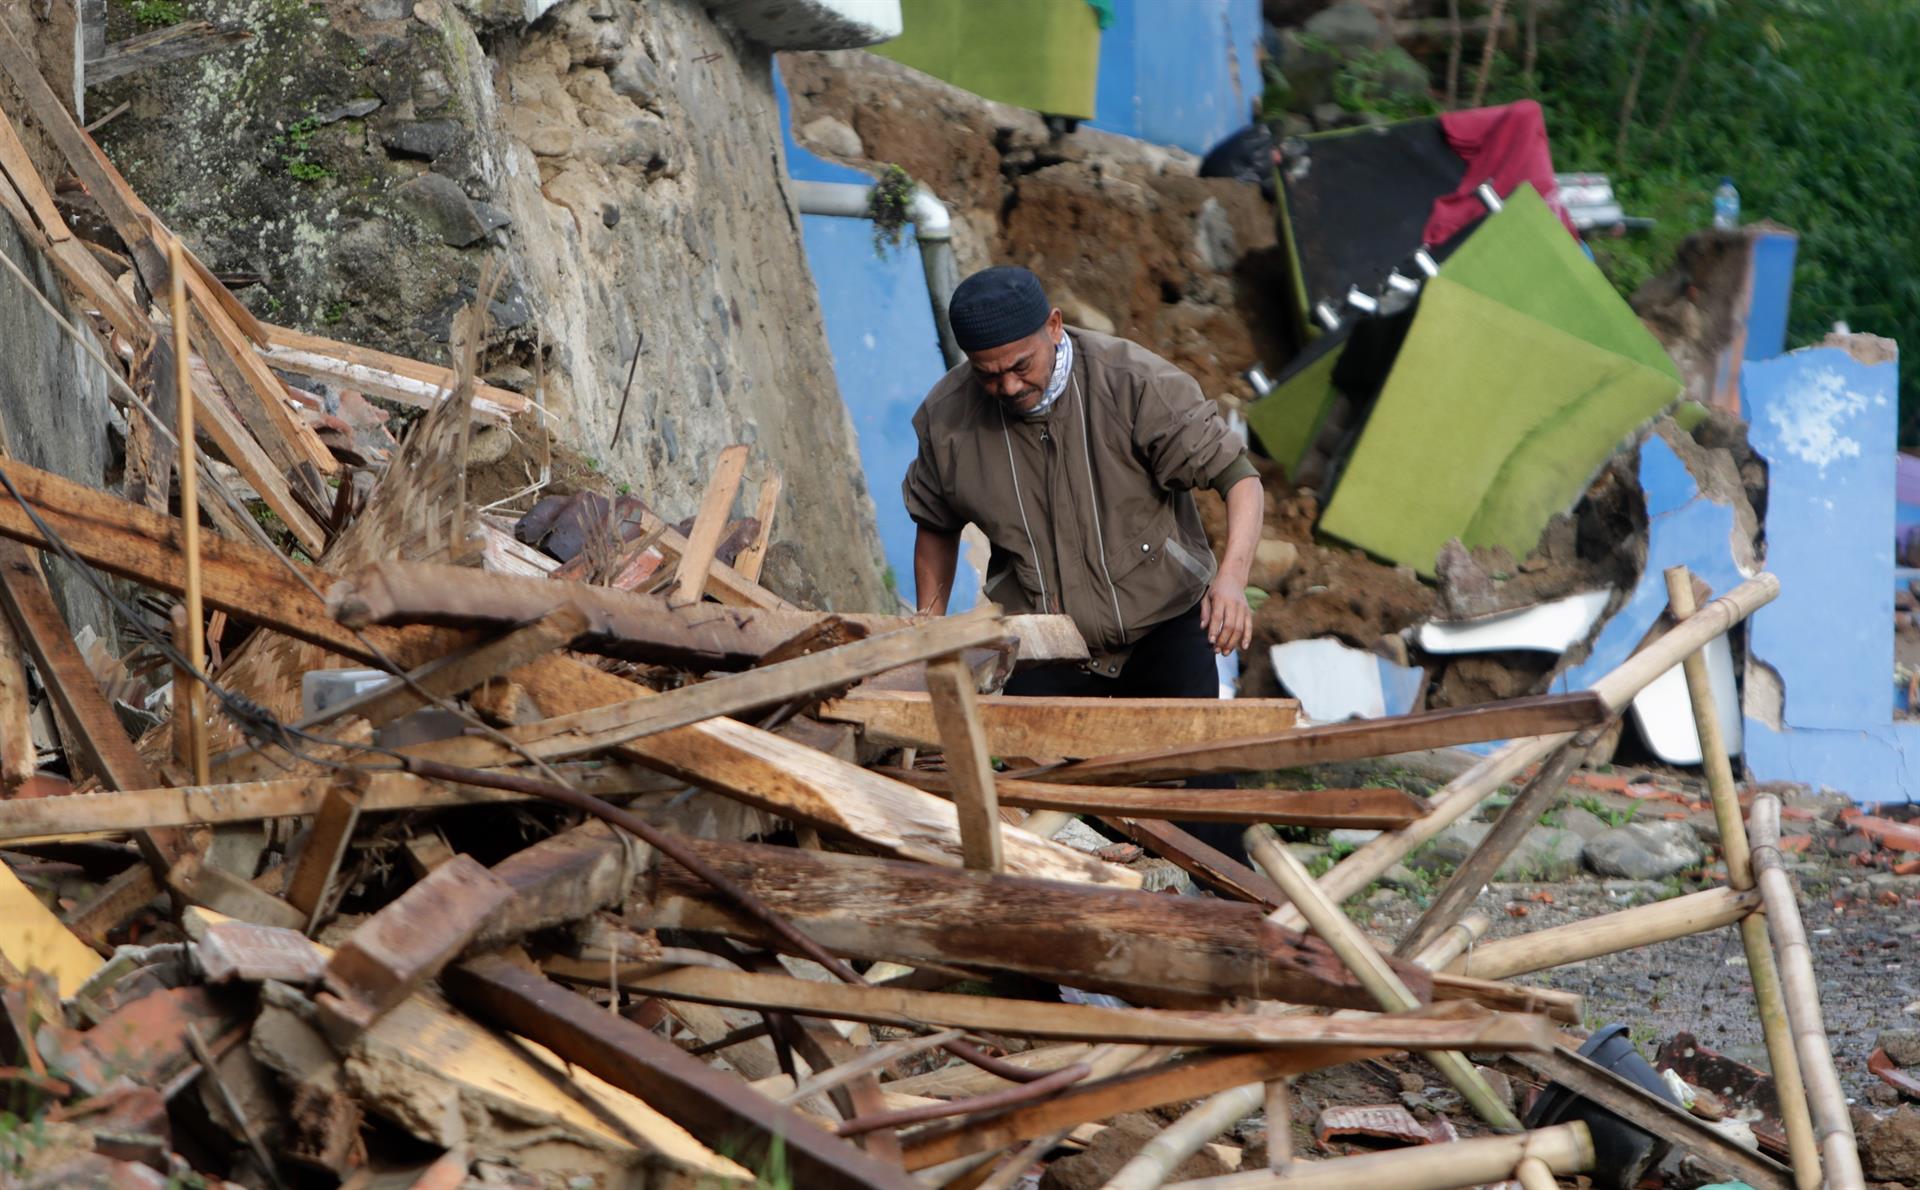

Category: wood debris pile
[0, 30, 1869, 1190]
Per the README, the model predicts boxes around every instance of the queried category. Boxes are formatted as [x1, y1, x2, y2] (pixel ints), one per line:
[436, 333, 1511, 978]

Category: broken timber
[635, 836, 1425, 1008]
[0, 455, 447, 664]
[83, 21, 251, 87]
[819, 690, 1299, 757]
[443, 954, 921, 1190]
[331, 560, 1088, 668]
[402, 609, 1013, 769]
[485, 654, 1134, 887]
[895, 771, 1426, 828]
[579, 964, 1553, 1052]
[1022, 691, 1612, 784]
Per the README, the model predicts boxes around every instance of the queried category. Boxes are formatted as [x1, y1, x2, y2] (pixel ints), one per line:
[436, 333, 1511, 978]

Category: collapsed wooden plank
[580, 964, 1553, 1052]
[922, 654, 1003, 871]
[898, 1045, 1391, 1171]
[635, 836, 1422, 1008]
[0, 22, 169, 287]
[668, 443, 748, 608]
[469, 820, 636, 952]
[0, 767, 677, 842]
[296, 605, 588, 731]
[819, 690, 1300, 757]
[443, 954, 922, 1190]
[1026, 691, 1612, 784]
[404, 610, 1012, 770]
[332, 560, 1086, 668]
[489, 654, 1133, 887]
[257, 320, 531, 421]
[897, 772, 1425, 828]
[316, 854, 512, 1043]
[0, 602, 35, 790]
[0, 455, 448, 664]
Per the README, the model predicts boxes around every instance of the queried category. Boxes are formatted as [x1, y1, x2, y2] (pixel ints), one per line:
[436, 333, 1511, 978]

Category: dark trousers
[1005, 603, 1246, 864]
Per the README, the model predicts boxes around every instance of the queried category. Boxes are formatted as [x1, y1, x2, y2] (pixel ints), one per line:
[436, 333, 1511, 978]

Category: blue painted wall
[1742, 342, 1916, 802]
[1089, 0, 1262, 156]
[776, 67, 978, 613]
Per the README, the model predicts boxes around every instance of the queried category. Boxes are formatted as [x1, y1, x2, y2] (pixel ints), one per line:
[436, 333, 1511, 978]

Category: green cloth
[1318, 185, 1681, 575]
[1085, 0, 1115, 29]
[873, 0, 1101, 120]
[1244, 341, 1344, 478]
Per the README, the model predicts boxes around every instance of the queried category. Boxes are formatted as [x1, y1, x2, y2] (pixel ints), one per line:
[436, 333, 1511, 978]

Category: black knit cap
[948, 266, 1050, 352]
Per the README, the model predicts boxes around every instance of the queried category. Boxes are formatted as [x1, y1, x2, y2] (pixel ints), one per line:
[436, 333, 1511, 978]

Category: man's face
[967, 310, 1064, 415]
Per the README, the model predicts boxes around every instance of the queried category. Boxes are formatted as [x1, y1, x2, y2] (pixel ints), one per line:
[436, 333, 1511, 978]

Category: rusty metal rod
[833, 1062, 1092, 1138]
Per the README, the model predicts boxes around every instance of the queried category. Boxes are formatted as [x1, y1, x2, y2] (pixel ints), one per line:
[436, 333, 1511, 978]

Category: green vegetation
[278, 114, 333, 182]
[131, 0, 185, 26]
[321, 299, 348, 324]
[866, 163, 916, 257]
[1573, 795, 1640, 829]
[1463, 0, 1920, 432]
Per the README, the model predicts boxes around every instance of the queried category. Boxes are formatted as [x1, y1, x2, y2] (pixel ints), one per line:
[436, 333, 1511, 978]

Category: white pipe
[791, 179, 962, 367]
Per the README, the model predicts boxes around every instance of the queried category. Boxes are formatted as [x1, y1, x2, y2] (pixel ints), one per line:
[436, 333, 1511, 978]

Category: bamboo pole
[1163, 1122, 1592, 1190]
[1447, 885, 1758, 980]
[1270, 573, 1780, 932]
[1263, 1079, 1292, 1172]
[1102, 1081, 1263, 1190]
[1512, 1155, 1556, 1190]
[1398, 731, 1597, 957]
[1416, 910, 1491, 972]
[1665, 567, 1821, 1190]
[1246, 825, 1521, 1131]
[167, 238, 208, 785]
[1749, 795, 1865, 1190]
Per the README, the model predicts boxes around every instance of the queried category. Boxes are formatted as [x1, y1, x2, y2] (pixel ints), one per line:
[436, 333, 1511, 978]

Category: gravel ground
[1357, 871, 1920, 1104]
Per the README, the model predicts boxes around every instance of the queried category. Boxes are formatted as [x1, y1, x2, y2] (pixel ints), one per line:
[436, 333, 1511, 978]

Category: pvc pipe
[791, 179, 963, 367]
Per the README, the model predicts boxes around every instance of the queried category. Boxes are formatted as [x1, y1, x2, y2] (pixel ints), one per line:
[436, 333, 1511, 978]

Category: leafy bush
[1466, 0, 1920, 435]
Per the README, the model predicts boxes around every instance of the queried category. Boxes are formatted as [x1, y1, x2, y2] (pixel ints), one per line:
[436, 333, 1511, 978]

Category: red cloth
[1424, 100, 1578, 246]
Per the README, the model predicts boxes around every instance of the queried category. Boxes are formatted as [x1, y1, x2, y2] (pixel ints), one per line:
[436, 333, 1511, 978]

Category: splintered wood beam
[576, 964, 1554, 1053]
[402, 610, 1012, 771]
[635, 836, 1423, 1008]
[1025, 692, 1612, 784]
[257, 321, 531, 421]
[0, 541, 197, 882]
[331, 561, 1086, 668]
[0, 455, 450, 664]
[894, 773, 1425, 828]
[897, 1045, 1391, 1172]
[638, 507, 793, 611]
[734, 472, 782, 583]
[470, 820, 636, 952]
[669, 444, 749, 608]
[188, 281, 341, 493]
[296, 606, 588, 731]
[818, 691, 1300, 758]
[182, 355, 330, 554]
[0, 22, 169, 288]
[923, 655, 1002, 872]
[475, 654, 1131, 888]
[315, 854, 511, 1044]
[0, 607, 34, 789]
[283, 781, 363, 930]
[443, 954, 921, 1190]
[0, 767, 677, 842]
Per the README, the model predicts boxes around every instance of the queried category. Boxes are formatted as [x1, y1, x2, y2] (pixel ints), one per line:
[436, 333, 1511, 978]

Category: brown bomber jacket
[903, 327, 1245, 674]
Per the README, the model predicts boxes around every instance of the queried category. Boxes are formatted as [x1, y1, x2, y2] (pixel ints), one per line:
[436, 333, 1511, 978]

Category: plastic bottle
[1712, 177, 1740, 230]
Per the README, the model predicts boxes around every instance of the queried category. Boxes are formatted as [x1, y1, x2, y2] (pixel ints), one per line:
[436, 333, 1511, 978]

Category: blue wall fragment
[1742, 342, 1914, 802]
[1089, 0, 1262, 156]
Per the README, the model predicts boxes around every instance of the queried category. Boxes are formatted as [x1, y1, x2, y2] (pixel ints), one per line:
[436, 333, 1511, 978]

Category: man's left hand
[1200, 579, 1253, 656]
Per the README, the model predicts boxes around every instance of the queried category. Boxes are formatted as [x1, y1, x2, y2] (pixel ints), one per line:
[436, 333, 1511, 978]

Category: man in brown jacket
[904, 266, 1264, 704]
